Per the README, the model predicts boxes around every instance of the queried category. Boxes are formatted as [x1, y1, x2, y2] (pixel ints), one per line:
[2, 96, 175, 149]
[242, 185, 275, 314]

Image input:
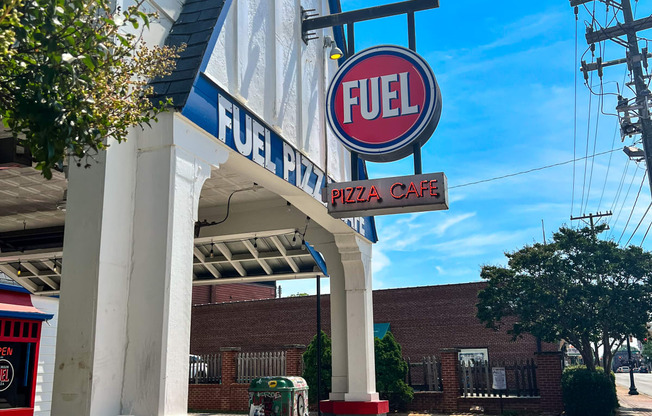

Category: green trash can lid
[249, 376, 308, 391]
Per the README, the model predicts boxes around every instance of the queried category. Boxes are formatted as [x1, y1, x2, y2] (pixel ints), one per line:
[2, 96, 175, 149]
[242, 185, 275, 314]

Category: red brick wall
[193, 286, 211, 305]
[211, 283, 276, 303]
[191, 283, 555, 362]
[188, 384, 250, 412]
[192, 283, 276, 306]
[536, 352, 564, 415]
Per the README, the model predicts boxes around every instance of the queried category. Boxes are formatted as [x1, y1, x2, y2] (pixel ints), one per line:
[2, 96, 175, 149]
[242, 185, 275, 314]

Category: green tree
[0, 0, 181, 178]
[374, 332, 413, 410]
[302, 331, 331, 404]
[643, 340, 652, 362]
[477, 225, 652, 372]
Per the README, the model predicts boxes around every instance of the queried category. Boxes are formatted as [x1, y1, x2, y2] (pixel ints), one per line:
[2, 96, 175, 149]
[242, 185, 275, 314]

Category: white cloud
[425, 228, 540, 258]
[376, 212, 477, 252]
[372, 246, 391, 276]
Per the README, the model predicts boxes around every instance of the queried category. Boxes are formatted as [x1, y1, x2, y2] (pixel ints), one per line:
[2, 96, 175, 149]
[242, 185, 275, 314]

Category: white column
[335, 234, 379, 402]
[119, 116, 211, 415]
[52, 113, 223, 415]
[52, 135, 137, 416]
[312, 241, 348, 401]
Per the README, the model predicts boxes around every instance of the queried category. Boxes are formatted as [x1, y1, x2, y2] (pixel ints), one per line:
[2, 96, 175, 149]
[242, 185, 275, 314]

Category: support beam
[215, 243, 247, 276]
[242, 240, 273, 275]
[22, 262, 59, 290]
[193, 271, 323, 285]
[270, 235, 300, 273]
[0, 264, 41, 292]
[302, 0, 438, 32]
[193, 247, 222, 279]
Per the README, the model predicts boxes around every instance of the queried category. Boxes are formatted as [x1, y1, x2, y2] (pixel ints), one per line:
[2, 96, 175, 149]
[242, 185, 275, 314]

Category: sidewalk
[617, 385, 652, 416]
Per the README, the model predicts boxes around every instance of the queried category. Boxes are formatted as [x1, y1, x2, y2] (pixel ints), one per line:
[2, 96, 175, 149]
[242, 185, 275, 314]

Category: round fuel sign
[326, 45, 442, 162]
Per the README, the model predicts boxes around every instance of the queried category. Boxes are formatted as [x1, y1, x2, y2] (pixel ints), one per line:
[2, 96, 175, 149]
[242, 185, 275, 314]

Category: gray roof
[150, 0, 228, 108]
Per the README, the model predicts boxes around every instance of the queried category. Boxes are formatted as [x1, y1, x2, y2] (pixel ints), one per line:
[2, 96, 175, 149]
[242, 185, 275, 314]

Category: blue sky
[280, 0, 652, 296]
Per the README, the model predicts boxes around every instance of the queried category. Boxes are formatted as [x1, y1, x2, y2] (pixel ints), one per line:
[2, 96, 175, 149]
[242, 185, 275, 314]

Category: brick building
[191, 282, 558, 363]
[192, 282, 276, 305]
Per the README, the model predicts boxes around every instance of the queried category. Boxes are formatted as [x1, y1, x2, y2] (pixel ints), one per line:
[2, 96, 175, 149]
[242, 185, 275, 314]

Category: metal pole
[346, 23, 360, 181]
[407, 11, 423, 175]
[627, 336, 639, 395]
[621, 0, 652, 196]
[316, 275, 323, 414]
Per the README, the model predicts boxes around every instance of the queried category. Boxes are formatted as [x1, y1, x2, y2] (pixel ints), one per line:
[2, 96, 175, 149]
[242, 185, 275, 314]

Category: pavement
[617, 384, 652, 416]
[190, 388, 652, 416]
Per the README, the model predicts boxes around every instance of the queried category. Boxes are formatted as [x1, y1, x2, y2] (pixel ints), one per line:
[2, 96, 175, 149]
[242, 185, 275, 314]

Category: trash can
[249, 376, 309, 416]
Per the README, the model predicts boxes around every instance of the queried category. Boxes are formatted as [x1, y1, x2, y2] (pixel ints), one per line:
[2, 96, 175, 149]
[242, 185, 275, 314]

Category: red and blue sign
[326, 45, 442, 162]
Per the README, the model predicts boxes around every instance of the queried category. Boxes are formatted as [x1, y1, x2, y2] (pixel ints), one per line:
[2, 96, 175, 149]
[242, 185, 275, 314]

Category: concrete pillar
[52, 136, 137, 416]
[335, 234, 379, 403]
[52, 113, 223, 415]
[314, 241, 348, 401]
[120, 131, 211, 414]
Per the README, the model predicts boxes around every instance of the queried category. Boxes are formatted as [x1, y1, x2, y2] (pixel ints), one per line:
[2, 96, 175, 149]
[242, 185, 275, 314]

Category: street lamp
[626, 336, 639, 395]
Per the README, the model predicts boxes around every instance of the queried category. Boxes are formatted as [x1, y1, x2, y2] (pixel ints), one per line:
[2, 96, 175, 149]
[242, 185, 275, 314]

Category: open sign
[326, 45, 442, 162]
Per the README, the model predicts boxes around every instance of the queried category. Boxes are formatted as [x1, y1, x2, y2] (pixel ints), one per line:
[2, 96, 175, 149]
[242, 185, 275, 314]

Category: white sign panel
[492, 367, 507, 390]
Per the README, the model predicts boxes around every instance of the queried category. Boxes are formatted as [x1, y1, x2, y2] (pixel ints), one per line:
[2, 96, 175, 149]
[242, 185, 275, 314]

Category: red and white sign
[323, 173, 448, 217]
[326, 45, 442, 162]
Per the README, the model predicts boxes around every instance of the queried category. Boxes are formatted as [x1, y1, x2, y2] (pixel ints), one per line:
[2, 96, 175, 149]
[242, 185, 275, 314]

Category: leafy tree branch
[0, 0, 183, 178]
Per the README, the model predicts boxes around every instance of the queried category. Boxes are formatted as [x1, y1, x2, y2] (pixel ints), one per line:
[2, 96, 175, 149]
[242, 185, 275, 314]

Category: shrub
[302, 331, 332, 404]
[375, 332, 413, 411]
[561, 365, 617, 416]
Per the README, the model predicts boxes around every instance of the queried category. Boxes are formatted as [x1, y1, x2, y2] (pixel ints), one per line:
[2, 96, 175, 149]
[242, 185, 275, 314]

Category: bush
[561, 365, 617, 416]
[375, 332, 413, 411]
[302, 331, 332, 404]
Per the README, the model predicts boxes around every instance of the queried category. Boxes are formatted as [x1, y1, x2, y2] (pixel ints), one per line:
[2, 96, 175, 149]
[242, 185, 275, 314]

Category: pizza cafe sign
[324, 173, 448, 218]
[325, 45, 447, 217]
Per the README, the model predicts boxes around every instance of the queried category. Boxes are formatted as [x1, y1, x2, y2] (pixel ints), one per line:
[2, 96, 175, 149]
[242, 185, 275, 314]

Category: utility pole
[572, 0, 652, 196]
[570, 211, 613, 232]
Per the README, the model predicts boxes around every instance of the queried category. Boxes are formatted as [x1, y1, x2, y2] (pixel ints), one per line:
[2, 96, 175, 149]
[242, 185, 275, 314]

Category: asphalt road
[616, 373, 652, 397]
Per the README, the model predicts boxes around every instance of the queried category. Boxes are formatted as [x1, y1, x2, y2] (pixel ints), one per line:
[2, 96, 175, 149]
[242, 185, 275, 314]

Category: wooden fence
[459, 359, 538, 397]
[406, 356, 442, 391]
[189, 353, 222, 384]
[236, 351, 286, 383]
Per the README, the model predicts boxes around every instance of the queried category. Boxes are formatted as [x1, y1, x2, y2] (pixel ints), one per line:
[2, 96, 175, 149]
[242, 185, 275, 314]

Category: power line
[625, 202, 652, 245]
[640, 216, 652, 246]
[575, 0, 652, 197]
[609, 164, 641, 239]
[580, 72, 594, 215]
[572, 5, 579, 220]
[608, 159, 632, 224]
[583, 82, 602, 214]
[450, 148, 620, 190]
[617, 170, 647, 245]
[597, 124, 621, 211]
